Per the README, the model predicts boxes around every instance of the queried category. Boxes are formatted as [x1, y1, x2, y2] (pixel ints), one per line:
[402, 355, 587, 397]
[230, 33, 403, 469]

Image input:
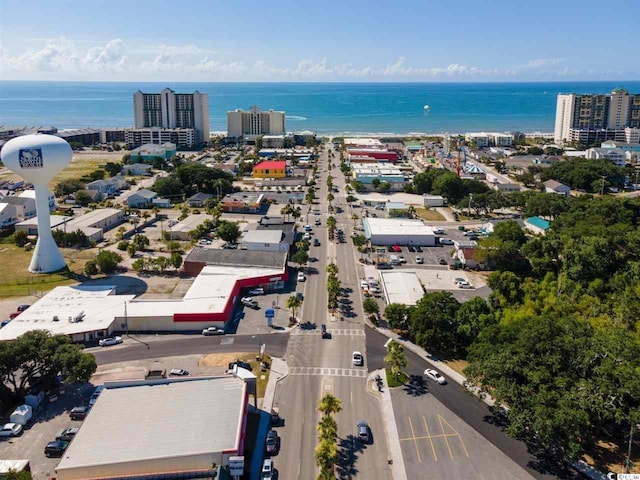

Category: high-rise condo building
[227, 106, 286, 141]
[554, 89, 640, 145]
[132, 88, 210, 147]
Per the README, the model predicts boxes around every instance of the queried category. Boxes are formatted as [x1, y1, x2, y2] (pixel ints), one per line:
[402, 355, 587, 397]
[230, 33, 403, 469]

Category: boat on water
[423, 104, 430, 112]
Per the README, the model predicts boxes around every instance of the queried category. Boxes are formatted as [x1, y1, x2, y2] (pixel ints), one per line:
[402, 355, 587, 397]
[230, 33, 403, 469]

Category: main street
[274, 146, 392, 479]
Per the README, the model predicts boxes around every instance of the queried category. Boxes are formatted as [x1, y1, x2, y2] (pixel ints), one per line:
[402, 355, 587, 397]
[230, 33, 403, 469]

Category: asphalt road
[90, 333, 289, 365]
[274, 148, 391, 480]
[365, 327, 582, 480]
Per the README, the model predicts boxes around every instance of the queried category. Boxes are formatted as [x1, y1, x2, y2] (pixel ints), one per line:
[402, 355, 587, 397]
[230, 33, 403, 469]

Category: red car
[9, 311, 21, 320]
[392, 245, 402, 252]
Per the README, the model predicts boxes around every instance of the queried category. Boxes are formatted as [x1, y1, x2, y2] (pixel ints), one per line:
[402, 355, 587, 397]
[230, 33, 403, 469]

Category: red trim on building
[253, 160, 286, 172]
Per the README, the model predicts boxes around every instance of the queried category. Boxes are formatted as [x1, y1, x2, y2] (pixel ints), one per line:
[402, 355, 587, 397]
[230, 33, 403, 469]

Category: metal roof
[56, 377, 246, 474]
[185, 246, 287, 269]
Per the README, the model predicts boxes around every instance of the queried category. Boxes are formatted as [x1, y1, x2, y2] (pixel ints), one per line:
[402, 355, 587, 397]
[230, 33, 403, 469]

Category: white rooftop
[15, 214, 68, 229]
[243, 229, 283, 244]
[379, 271, 424, 306]
[0, 286, 135, 341]
[170, 214, 211, 234]
[56, 377, 246, 474]
[364, 217, 435, 236]
[126, 264, 283, 318]
[344, 137, 383, 147]
[64, 208, 122, 230]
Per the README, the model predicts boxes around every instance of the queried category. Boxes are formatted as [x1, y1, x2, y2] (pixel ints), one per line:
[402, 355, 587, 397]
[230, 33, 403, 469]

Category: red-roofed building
[346, 149, 398, 162]
[252, 160, 287, 178]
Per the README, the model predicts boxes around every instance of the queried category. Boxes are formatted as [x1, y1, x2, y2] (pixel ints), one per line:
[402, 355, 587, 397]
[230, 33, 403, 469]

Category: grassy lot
[386, 369, 409, 388]
[414, 208, 445, 221]
[0, 238, 98, 297]
[443, 358, 469, 377]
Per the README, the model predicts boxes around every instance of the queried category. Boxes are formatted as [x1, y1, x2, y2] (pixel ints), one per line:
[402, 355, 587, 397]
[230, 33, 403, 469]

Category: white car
[169, 368, 190, 376]
[202, 326, 225, 336]
[352, 351, 364, 367]
[360, 280, 369, 291]
[248, 287, 265, 296]
[297, 272, 306, 282]
[453, 278, 467, 285]
[0, 423, 23, 437]
[303, 232, 312, 240]
[99, 336, 123, 347]
[440, 238, 454, 245]
[424, 368, 447, 385]
[415, 256, 424, 264]
[241, 297, 259, 309]
[458, 282, 475, 289]
[433, 228, 445, 235]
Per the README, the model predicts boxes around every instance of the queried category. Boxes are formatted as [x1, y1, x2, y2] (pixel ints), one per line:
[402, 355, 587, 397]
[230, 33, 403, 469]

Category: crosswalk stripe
[288, 367, 367, 378]
[290, 328, 365, 336]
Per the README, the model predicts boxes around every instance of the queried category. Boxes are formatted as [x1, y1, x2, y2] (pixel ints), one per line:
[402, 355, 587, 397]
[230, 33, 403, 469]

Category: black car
[414, 246, 423, 253]
[321, 324, 329, 339]
[45, 440, 69, 457]
[69, 406, 90, 420]
[266, 429, 279, 454]
[437, 257, 447, 265]
[387, 245, 394, 252]
[407, 245, 415, 252]
[228, 360, 252, 371]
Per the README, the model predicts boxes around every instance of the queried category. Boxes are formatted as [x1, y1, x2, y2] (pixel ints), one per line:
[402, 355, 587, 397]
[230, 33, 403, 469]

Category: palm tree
[317, 393, 342, 418]
[317, 415, 338, 442]
[385, 340, 408, 378]
[152, 206, 160, 218]
[326, 263, 339, 276]
[315, 440, 338, 478]
[407, 205, 416, 219]
[285, 295, 303, 320]
[280, 203, 294, 222]
[291, 207, 302, 223]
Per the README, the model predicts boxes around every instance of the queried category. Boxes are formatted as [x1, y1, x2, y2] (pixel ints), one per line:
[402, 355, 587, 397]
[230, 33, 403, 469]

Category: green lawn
[386, 369, 409, 387]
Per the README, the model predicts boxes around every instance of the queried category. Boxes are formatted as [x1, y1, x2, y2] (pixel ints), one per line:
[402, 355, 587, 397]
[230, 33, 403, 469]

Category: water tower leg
[29, 185, 67, 273]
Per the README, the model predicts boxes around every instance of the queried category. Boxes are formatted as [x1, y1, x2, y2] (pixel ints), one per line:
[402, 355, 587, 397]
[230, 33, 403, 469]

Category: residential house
[122, 163, 153, 176]
[87, 179, 118, 197]
[543, 179, 571, 197]
[18, 190, 56, 211]
[241, 229, 289, 252]
[0, 203, 17, 228]
[0, 196, 36, 222]
[127, 189, 158, 208]
[187, 193, 212, 208]
[220, 192, 265, 213]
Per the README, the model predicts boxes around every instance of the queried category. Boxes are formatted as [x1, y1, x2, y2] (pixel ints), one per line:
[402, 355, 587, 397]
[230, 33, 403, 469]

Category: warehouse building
[169, 213, 212, 241]
[55, 376, 249, 480]
[363, 217, 436, 246]
[379, 271, 424, 306]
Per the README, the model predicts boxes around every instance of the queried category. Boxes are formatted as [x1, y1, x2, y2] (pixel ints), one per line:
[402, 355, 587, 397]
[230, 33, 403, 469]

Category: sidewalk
[369, 369, 408, 480]
[260, 357, 289, 416]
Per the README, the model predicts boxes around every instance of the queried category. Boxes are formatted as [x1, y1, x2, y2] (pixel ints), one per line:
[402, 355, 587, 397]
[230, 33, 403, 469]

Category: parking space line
[407, 416, 422, 463]
[422, 415, 438, 462]
[439, 415, 470, 458]
[437, 414, 454, 459]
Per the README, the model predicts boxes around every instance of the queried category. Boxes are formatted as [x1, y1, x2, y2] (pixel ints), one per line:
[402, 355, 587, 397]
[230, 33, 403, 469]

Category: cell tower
[1, 135, 72, 273]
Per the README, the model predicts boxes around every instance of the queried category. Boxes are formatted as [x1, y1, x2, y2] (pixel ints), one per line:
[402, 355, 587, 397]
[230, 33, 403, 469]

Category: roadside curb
[371, 368, 407, 480]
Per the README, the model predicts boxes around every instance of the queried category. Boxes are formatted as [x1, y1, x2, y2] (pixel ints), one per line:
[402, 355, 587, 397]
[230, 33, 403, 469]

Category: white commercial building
[585, 147, 628, 167]
[344, 138, 383, 148]
[125, 127, 196, 150]
[363, 218, 436, 246]
[55, 376, 249, 480]
[379, 271, 424, 306]
[0, 285, 134, 343]
[133, 88, 209, 145]
[242, 229, 288, 252]
[227, 106, 286, 140]
[465, 132, 513, 148]
[169, 213, 212, 241]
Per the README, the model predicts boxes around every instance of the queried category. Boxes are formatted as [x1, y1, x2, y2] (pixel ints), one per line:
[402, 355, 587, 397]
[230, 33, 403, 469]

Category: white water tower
[1, 134, 72, 273]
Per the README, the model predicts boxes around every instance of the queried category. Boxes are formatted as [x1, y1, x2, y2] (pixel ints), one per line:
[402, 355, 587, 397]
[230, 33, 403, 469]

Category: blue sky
[1, 0, 638, 82]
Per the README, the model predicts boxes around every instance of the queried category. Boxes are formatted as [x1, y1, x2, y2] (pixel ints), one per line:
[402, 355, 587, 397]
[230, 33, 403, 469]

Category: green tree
[13, 230, 28, 247]
[54, 179, 85, 197]
[0, 330, 97, 402]
[74, 190, 92, 207]
[408, 291, 461, 352]
[170, 252, 183, 270]
[363, 297, 379, 315]
[126, 243, 137, 257]
[285, 295, 303, 320]
[385, 340, 408, 378]
[104, 162, 122, 177]
[317, 415, 338, 442]
[384, 303, 408, 329]
[117, 240, 130, 251]
[4, 469, 33, 480]
[216, 220, 241, 243]
[95, 250, 122, 273]
[291, 249, 309, 269]
[133, 234, 150, 250]
[83, 260, 98, 276]
[376, 181, 392, 193]
[454, 297, 494, 347]
[315, 439, 338, 479]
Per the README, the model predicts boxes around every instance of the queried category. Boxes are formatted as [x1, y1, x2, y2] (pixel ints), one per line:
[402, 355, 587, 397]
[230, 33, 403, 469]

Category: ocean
[1, 81, 639, 135]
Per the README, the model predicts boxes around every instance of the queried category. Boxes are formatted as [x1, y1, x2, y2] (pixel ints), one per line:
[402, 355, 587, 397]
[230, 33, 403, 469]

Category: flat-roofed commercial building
[379, 271, 424, 306]
[0, 285, 134, 342]
[363, 217, 436, 246]
[55, 376, 249, 480]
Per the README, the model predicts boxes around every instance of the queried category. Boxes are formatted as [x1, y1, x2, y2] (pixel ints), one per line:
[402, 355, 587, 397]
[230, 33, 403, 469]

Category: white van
[261, 459, 273, 479]
[389, 254, 399, 265]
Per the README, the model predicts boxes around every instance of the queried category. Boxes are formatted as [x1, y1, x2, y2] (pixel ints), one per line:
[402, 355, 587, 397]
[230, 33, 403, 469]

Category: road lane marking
[422, 415, 438, 462]
[407, 416, 422, 463]
[438, 414, 454, 459]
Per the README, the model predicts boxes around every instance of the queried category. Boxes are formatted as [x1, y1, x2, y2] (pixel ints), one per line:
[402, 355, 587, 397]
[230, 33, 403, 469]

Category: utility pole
[625, 421, 639, 473]
[601, 175, 606, 196]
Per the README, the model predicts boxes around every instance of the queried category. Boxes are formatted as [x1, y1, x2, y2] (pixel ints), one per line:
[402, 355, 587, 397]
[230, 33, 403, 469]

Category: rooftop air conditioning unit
[52, 316, 59, 322]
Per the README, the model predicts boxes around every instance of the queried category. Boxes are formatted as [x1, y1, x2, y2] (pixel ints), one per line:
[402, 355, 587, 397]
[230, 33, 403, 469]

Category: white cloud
[1, 38, 635, 81]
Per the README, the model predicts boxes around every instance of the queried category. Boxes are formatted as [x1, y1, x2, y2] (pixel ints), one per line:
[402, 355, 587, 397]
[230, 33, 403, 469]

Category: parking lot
[391, 387, 533, 480]
[0, 383, 95, 479]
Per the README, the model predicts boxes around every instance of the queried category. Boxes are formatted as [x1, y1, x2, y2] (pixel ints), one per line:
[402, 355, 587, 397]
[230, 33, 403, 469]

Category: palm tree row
[315, 393, 342, 479]
[326, 263, 341, 312]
